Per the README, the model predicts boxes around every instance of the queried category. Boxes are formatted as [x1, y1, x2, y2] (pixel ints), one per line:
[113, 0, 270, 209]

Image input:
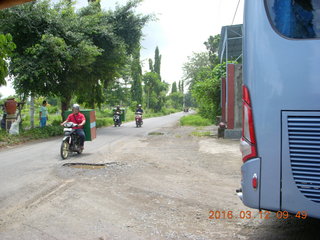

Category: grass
[0, 107, 181, 147]
[148, 132, 164, 136]
[0, 126, 63, 146]
[180, 114, 212, 127]
[190, 131, 211, 137]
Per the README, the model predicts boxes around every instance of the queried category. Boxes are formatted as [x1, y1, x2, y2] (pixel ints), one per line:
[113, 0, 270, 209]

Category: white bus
[239, 0, 320, 219]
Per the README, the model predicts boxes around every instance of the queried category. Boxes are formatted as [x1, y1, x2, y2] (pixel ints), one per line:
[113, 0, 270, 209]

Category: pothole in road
[148, 132, 165, 136]
[62, 162, 120, 170]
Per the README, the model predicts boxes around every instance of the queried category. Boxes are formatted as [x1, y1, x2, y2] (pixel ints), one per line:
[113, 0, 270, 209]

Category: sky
[0, 0, 244, 98]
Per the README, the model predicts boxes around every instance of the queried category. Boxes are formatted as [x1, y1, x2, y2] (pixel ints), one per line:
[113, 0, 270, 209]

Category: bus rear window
[265, 0, 320, 39]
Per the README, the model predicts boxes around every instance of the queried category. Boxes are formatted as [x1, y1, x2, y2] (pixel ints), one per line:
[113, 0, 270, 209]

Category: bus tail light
[240, 85, 257, 162]
[252, 173, 258, 190]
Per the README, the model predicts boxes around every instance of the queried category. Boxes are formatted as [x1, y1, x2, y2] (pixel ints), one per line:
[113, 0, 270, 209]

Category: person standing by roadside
[39, 100, 48, 127]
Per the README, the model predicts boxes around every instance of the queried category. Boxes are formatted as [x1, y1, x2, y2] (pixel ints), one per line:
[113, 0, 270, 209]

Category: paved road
[2, 111, 320, 240]
[0, 112, 188, 239]
[0, 112, 186, 205]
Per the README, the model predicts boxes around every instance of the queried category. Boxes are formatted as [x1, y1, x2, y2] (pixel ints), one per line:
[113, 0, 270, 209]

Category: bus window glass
[265, 0, 320, 38]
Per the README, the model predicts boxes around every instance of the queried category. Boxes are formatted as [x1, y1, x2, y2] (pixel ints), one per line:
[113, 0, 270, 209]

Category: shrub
[180, 114, 212, 126]
[96, 118, 113, 128]
[48, 105, 59, 114]
[49, 115, 62, 126]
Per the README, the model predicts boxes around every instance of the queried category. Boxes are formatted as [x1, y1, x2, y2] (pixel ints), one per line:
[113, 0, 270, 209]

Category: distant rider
[136, 104, 144, 114]
[114, 105, 122, 124]
[61, 104, 86, 150]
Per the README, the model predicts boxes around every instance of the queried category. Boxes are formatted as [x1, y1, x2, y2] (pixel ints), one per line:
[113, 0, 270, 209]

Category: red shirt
[67, 113, 86, 129]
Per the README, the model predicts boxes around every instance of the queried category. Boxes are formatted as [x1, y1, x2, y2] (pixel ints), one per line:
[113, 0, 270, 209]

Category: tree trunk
[30, 95, 35, 128]
[61, 95, 71, 121]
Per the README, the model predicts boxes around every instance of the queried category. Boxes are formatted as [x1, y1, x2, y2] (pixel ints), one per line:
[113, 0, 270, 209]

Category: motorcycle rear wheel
[60, 141, 69, 159]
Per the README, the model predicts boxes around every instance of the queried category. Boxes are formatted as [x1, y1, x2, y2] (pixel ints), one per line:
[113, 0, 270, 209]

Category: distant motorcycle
[113, 113, 121, 127]
[135, 112, 143, 127]
[60, 122, 83, 159]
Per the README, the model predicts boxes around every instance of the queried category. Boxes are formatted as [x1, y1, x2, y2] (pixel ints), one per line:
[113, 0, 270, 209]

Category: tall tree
[171, 82, 177, 93]
[131, 48, 143, 104]
[154, 46, 161, 79]
[148, 58, 154, 72]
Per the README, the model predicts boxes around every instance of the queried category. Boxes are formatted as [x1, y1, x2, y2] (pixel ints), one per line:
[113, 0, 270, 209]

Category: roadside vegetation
[190, 131, 211, 137]
[183, 35, 239, 123]
[180, 114, 212, 127]
[0, 102, 180, 147]
[0, 0, 187, 146]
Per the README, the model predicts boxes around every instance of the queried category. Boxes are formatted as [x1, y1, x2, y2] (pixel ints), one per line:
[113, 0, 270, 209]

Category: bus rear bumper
[240, 157, 261, 209]
[236, 188, 243, 201]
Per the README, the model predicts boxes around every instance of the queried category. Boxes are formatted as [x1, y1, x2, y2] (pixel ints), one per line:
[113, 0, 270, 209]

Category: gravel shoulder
[1, 123, 320, 240]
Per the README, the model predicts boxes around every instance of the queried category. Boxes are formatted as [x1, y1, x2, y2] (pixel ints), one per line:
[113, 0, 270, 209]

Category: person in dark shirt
[136, 104, 143, 114]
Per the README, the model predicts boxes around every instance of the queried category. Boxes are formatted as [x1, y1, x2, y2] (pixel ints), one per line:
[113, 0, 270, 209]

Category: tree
[0, 1, 101, 114]
[144, 46, 167, 111]
[154, 46, 161, 79]
[148, 58, 154, 72]
[183, 52, 211, 89]
[0, 0, 151, 113]
[171, 82, 177, 93]
[130, 48, 143, 105]
[204, 34, 220, 66]
[143, 72, 158, 109]
[191, 63, 226, 120]
[0, 33, 15, 86]
[143, 71, 167, 111]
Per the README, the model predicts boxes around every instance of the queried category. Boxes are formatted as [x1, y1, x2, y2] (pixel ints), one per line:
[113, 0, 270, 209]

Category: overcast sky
[0, 0, 244, 97]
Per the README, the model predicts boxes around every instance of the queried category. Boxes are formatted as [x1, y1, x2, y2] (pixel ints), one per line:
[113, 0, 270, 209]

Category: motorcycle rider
[135, 104, 143, 126]
[61, 104, 86, 150]
[114, 105, 122, 124]
[136, 104, 144, 114]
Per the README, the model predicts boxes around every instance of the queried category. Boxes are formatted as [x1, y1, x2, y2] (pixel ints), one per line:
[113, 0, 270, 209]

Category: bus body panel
[241, 158, 260, 208]
[244, 0, 320, 216]
[282, 111, 320, 219]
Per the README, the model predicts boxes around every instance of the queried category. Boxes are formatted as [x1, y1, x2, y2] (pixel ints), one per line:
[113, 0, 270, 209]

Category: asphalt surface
[1, 111, 320, 240]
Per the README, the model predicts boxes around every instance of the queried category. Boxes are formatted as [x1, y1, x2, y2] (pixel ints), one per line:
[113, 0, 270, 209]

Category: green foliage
[96, 118, 114, 128]
[48, 105, 59, 114]
[171, 82, 177, 93]
[180, 114, 212, 126]
[0, 0, 151, 111]
[191, 63, 226, 120]
[154, 46, 161, 79]
[143, 72, 168, 112]
[129, 100, 138, 112]
[190, 131, 211, 137]
[182, 34, 223, 119]
[167, 92, 183, 110]
[0, 33, 16, 86]
[204, 34, 220, 66]
[130, 48, 143, 104]
[0, 125, 63, 146]
[183, 52, 211, 89]
[95, 108, 113, 118]
[49, 115, 62, 126]
[143, 46, 168, 112]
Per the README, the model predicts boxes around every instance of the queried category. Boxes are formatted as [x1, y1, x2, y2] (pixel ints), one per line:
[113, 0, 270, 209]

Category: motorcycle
[135, 112, 143, 127]
[113, 113, 121, 127]
[60, 122, 83, 159]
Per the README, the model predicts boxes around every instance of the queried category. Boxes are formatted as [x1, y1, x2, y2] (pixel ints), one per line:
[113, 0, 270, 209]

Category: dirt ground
[2, 123, 320, 240]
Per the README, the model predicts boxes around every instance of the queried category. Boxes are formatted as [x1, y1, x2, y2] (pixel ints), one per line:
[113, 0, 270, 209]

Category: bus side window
[265, 0, 320, 39]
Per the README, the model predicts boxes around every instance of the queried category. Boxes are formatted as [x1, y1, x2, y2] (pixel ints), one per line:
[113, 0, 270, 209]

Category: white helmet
[72, 104, 80, 110]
